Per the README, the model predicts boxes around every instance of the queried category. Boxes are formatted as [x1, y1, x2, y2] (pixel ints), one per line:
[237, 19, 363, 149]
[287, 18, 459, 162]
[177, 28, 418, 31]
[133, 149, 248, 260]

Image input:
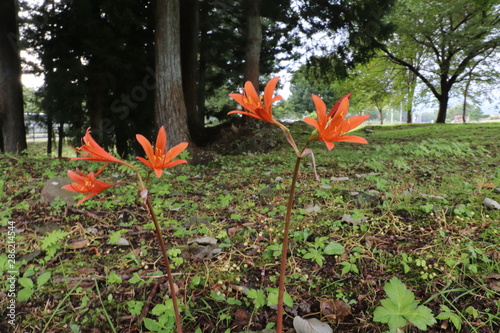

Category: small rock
[110, 237, 130, 246]
[188, 236, 218, 245]
[367, 189, 381, 196]
[86, 227, 98, 234]
[320, 184, 332, 189]
[258, 186, 273, 196]
[331, 176, 349, 181]
[342, 214, 367, 225]
[494, 187, 500, 194]
[419, 193, 446, 200]
[274, 176, 284, 182]
[304, 204, 321, 213]
[483, 198, 500, 210]
[354, 192, 380, 208]
[355, 172, 381, 178]
[41, 177, 79, 206]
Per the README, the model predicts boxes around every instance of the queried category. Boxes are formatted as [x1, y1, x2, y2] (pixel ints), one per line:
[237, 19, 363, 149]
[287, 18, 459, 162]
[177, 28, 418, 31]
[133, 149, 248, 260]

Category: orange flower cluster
[229, 77, 369, 151]
[64, 127, 188, 204]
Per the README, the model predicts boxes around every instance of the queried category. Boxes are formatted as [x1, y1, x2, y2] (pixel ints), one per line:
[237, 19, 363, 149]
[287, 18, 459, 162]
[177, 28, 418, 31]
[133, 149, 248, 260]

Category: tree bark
[155, 0, 190, 148]
[180, 0, 203, 145]
[435, 88, 450, 124]
[244, 0, 262, 88]
[0, 0, 27, 154]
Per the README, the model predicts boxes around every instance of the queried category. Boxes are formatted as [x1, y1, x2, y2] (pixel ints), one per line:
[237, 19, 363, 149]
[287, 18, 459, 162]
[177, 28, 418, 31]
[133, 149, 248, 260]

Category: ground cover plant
[1, 121, 499, 332]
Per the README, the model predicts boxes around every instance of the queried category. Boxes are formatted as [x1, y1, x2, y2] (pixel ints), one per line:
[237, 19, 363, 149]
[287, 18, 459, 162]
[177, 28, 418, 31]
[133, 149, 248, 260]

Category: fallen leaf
[293, 316, 333, 333]
[70, 239, 90, 249]
[320, 299, 352, 323]
[232, 308, 250, 327]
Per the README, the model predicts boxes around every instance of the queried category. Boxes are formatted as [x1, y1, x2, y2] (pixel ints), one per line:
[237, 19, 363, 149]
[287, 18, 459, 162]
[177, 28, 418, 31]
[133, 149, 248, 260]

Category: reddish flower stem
[276, 155, 302, 332]
[145, 197, 183, 333]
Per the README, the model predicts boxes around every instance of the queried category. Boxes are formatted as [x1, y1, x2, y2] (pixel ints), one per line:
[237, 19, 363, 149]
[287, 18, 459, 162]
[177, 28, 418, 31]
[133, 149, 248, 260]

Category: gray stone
[331, 176, 349, 181]
[494, 187, 500, 194]
[41, 177, 78, 206]
[188, 236, 218, 245]
[355, 172, 381, 178]
[419, 193, 446, 200]
[342, 214, 367, 225]
[109, 237, 130, 246]
[483, 198, 500, 210]
[304, 204, 321, 213]
[354, 192, 380, 208]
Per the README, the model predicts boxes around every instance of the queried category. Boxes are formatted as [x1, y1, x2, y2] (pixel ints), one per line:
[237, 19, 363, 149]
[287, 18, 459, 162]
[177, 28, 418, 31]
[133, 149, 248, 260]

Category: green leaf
[17, 287, 34, 302]
[151, 303, 169, 316]
[37, 272, 51, 287]
[410, 305, 437, 330]
[246, 289, 266, 308]
[143, 318, 162, 331]
[373, 277, 436, 332]
[324, 242, 345, 255]
[384, 276, 416, 308]
[266, 288, 293, 308]
[18, 277, 34, 289]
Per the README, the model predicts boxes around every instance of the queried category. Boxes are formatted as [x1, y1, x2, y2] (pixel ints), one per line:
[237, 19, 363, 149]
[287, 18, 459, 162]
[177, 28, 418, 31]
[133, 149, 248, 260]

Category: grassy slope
[1, 123, 499, 332]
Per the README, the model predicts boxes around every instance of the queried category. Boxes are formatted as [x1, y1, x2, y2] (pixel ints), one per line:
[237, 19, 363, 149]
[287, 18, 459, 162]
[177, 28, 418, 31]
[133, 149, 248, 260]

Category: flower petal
[303, 117, 320, 131]
[311, 95, 327, 128]
[136, 134, 155, 162]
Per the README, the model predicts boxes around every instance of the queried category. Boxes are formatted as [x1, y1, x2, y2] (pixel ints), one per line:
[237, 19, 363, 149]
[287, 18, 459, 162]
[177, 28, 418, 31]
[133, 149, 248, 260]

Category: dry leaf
[320, 298, 352, 323]
[293, 316, 333, 333]
[70, 239, 90, 249]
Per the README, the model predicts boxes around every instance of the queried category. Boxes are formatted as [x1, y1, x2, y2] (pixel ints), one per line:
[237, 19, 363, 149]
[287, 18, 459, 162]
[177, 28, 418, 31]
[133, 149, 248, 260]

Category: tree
[0, 0, 27, 154]
[344, 56, 399, 124]
[155, 0, 190, 148]
[297, 0, 396, 78]
[378, 0, 500, 123]
[26, 0, 155, 156]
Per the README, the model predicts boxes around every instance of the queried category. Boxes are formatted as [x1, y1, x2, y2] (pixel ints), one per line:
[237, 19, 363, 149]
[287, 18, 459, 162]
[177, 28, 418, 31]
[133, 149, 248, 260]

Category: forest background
[1, 0, 500, 156]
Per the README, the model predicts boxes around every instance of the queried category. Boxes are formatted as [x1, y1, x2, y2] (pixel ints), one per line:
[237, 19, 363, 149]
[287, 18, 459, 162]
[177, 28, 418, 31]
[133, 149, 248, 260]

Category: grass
[1, 122, 499, 332]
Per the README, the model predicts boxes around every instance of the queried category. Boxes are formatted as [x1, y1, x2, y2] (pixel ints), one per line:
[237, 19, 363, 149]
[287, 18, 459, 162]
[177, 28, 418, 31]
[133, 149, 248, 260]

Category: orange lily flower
[228, 76, 284, 128]
[304, 94, 370, 150]
[136, 126, 188, 178]
[73, 128, 134, 168]
[62, 168, 117, 205]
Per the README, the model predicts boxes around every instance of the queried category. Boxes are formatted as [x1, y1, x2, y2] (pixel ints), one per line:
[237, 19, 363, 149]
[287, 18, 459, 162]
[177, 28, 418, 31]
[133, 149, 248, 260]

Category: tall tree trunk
[155, 0, 190, 148]
[405, 69, 417, 124]
[197, 1, 208, 128]
[180, 0, 203, 145]
[57, 122, 64, 158]
[0, 0, 27, 154]
[462, 74, 472, 124]
[435, 93, 449, 124]
[244, 0, 262, 88]
[46, 112, 53, 156]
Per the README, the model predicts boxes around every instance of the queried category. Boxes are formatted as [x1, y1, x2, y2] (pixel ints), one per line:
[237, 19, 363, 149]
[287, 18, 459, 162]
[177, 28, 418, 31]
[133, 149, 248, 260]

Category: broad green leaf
[384, 276, 416, 308]
[374, 277, 435, 332]
[324, 242, 345, 255]
[373, 299, 410, 331]
[143, 318, 162, 331]
[246, 289, 266, 308]
[410, 304, 436, 330]
[37, 271, 51, 287]
[17, 288, 34, 302]
[151, 303, 169, 316]
[18, 277, 34, 289]
[266, 288, 293, 308]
